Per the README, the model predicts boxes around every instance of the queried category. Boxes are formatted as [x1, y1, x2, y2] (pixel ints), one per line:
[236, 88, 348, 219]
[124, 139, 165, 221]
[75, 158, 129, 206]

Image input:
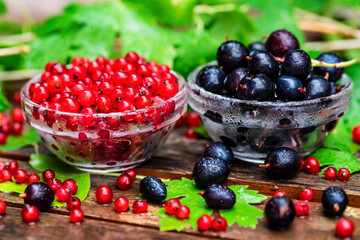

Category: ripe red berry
[305, 157, 320, 173]
[0, 200, 6, 214]
[156, 81, 179, 99]
[176, 205, 190, 219]
[96, 96, 112, 113]
[11, 122, 23, 136]
[273, 190, 287, 198]
[21, 205, 39, 223]
[337, 168, 351, 181]
[0, 133, 7, 145]
[8, 161, 19, 174]
[134, 96, 151, 109]
[123, 169, 137, 181]
[28, 174, 40, 184]
[126, 51, 139, 64]
[2, 170, 12, 182]
[299, 187, 314, 201]
[0, 162, 6, 171]
[212, 216, 227, 232]
[56, 187, 72, 202]
[42, 169, 55, 182]
[70, 209, 84, 223]
[14, 169, 28, 184]
[185, 129, 198, 139]
[47, 75, 64, 93]
[67, 197, 81, 211]
[118, 99, 135, 112]
[34, 84, 49, 101]
[116, 174, 133, 190]
[197, 214, 212, 231]
[335, 219, 355, 238]
[294, 201, 309, 217]
[47, 178, 62, 192]
[352, 125, 360, 144]
[164, 198, 181, 215]
[95, 185, 113, 204]
[114, 196, 129, 213]
[0, 170, 3, 183]
[299, 156, 305, 171]
[78, 90, 96, 107]
[323, 167, 337, 180]
[12, 108, 24, 123]
[62, 179, 78, 195]
[60, 97, 80, 113]
[186, 112, 201, 128]
[98, 81, 114, 95]
[133, 200, 148, 213]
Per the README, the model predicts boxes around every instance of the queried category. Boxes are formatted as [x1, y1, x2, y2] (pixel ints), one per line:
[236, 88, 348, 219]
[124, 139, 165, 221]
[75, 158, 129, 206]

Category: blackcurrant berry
[223, 68, 248, 97]
[139, 176, 167, 202]
[265, 29, 300, 57]
[203, 142, 234, 164]
[313, 53, 344, 82]
[322, 186, 348, 217]
[260, 147, 301, 179]
[237, 74, 275, 101]
[304, 76, 332, 100]
[248, 41, 266, 55]
[196, 66, 226, 94]
[203, 184, 236, 209]
[21, 182, 55, 211]
[247, 51, 280, 79]
[265, 196, 295, 228]
[275, 75, 305, 101]
[282, 50, 312, 80]
[217, 41, 249, 72]
[193, 157, 230, 189]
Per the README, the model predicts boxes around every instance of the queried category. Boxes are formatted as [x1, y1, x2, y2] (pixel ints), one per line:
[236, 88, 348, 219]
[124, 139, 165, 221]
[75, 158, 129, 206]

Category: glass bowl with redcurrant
[21, 52, 187, 172]
[187, 29, 357, 164]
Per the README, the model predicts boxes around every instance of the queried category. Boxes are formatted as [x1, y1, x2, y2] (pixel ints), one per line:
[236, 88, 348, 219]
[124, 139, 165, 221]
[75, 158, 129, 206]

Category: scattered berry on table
[197, 214, 212, 232]
[21, 205, 39, 223]
[203, 142, 234, 164]
[28, 174, 40, 184]
[273, 190, 287, 198]
[123, 169, 137, 181]
[337, 168, 351, 181]
[193, 157, 230, 189]
[299, 156, 305, 171]
[164, 198, 181, 215]
[260, 147, 301, 179]
[186, 112, 202, 128]
[70, 209, 84, 223]
[14, 169, 28, 184]
[0, 200, 6, 215]
[95, 185, 113, 204]
[67, 197, 81, 211]
[299, 188, 314, 201]
[203, 184, 236, 209]
[42, 169, 56, 182]
[133, 200, 148, 213]
[335, 219, 355, 238]
[62, 179, 78, 195]
[2, 170, 12, 182]
[11, 108, 24, 123]
[323, 167, 337, 181]
[304, 157, 320, 174]
[47, 178, 62, 192]
[139, 176, 167, 202]
[294, 201, 309, 217]
[176, 205, 190, 220]
[265, 197, 295, 229]
[56, 187, 72, 203]
[114, 197, 129, 213]
[352, 125, 360, 144]
[116, 174, 133, 190]
[212, 216, 227, 232]
[322, 186, 348, 217]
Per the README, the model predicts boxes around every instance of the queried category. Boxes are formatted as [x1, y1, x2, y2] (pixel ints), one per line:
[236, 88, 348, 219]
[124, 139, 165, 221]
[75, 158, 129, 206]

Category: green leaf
[0, 0, 6, 15]
[0, 181, 27, 193]
[29, 154, 90, 207]
[0, 127, 40, 151]
[311, 148, 360, 175]
[154, 178, 266, 231]
[0, 82, 10, 113]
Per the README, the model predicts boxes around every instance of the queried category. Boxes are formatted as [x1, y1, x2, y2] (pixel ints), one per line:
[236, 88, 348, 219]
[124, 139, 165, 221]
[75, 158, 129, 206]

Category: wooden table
[0, 128, 359, 240]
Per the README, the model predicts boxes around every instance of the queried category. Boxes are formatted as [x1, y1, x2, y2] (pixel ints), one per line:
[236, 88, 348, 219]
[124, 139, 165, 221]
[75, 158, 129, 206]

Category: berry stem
[311, 58, 359, 68]
[259, 164, 269, 169]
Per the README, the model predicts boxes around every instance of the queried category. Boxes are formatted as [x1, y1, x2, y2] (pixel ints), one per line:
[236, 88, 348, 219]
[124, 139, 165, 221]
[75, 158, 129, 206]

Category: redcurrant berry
[176, 205, 190, 219]
[14, 169, 28, 184]
[11, 122, 22, 136]
[123, 169, 137, 181]
[125, 51, 139, 64]
[156, 81, 179, 99]
[70, 209, 84, 223]
[96, 96, 112, 113]
[62, 179, 78, 195]
[2, 170, 12, 182]
[47, 178, 62, 192]
[21, 205, 39, 223]
[12, 108, 24, 123]
[352, 125, 360, 144]
[164, 198, 181, 215]
[273, 190, 287, 198]
[186, 112, 201, 128]
[185, 129, 198, 139]
[28, 174, 40, 184]
[337, 168, 351, 181]
[305, 157, 320, 173]
[116, 174, 133, 190]
[197, 214, 212, 231]
[0, 133, 7, 145]
[135, 95, 151, 109]
[67, 197, 81, 211]
[114, 196, 129, 212]
[8, 161, 19, 174]
[335, 219, 355, 238]
[133, 200, 148, 213]
[0, 200, 6, 214]
[60, 97, 80, 113]
[294, 201, 309, 217]
[42, 169, 56, 182]
[56, 187, 72, 202]
[34, 84, 49, 101]
[323, 167, 337, 180]
[47, 75, 64, 93]
[96, 185, 113, 204]
[299, 187, 314, 201]
[299, 156, 305, 171]
[78, 90, 96, 107]
[212, 216, 227, 232]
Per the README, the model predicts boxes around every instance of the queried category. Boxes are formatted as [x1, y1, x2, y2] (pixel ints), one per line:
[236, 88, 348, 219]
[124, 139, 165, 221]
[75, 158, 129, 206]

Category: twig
[311, 58, 359, 68]
[0, 69, 42, 81]
[0, 32, 36, 47]
[0, 45, 30, 57]
[305, 39, 360, 51]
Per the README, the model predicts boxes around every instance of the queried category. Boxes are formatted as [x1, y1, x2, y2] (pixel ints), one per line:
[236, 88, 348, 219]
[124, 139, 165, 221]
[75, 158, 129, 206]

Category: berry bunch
[197, 29, 357, 102]
[323, 167, 351, 181]
[164, 198, 191, 220]
[0, 106, 25, 145]
[197, 215, 227, 232]
[117, 169, 137, 190]
[29, 53, 179, 115]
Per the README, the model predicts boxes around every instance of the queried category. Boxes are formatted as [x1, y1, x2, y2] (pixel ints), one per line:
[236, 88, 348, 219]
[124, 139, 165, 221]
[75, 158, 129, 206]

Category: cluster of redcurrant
[197, 215, 227, 232]
[273, 188, 313, 217]
[0, 106, 24, 145]
[323, 167, 351, 181]
[95, 169, 148, 213]
[164, 198, 190, 219]
[175, 111, 202, 139]
[29, 52, 179, 118]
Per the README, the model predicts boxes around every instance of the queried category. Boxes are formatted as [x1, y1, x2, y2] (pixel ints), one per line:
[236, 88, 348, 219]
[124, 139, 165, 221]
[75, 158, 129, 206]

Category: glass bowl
[187, 62, 353, 164]
[21, 72, 187, 172]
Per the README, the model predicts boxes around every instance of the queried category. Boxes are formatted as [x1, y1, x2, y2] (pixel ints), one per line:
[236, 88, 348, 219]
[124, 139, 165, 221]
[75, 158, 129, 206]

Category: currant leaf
[154, 178, 266, 232]
[0, 127, 40, 151]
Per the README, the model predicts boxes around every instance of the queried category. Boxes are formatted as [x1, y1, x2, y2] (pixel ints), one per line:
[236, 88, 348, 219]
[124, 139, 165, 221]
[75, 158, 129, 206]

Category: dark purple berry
[22, 182, 55, 211]
[217, 41, 249, 72]
[224, 68, 248, 97]
[139, 176, 167, 202]
[237, 74, 275, 101]
[193, 157, 230, 189]
[304, 76, 331, 100]
[322, 186, 348, 217]
[204, 142, 234, 164]
[248, 51, 280, 79]
[265, 196, 295, 228]
[282, 50, 312, 80]
[248, 42, 266, 55]
[203, 184, 236, 209]
[197, 66, 226, 94]
[313, 53, 344, 82]
[275, 75, 305, 101]
[265, 29, 300, 57]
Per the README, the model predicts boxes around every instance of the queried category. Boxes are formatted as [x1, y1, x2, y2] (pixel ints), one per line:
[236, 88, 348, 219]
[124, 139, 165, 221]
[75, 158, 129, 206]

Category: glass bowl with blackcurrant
[187, 29, 357, 164]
